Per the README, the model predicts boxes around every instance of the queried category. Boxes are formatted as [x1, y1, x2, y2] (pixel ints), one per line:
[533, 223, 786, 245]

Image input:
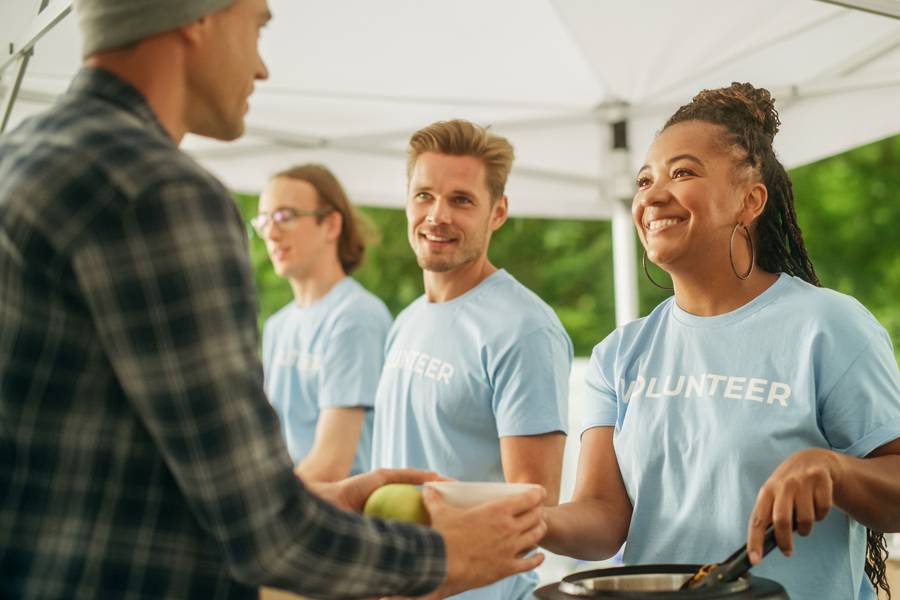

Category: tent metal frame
[819, 0, 900, 19]
[0, 0, 70, 132]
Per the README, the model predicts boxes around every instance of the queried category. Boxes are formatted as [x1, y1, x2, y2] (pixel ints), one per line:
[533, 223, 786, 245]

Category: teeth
[424, 234, 451, 242]
[649, 219, 679, 230]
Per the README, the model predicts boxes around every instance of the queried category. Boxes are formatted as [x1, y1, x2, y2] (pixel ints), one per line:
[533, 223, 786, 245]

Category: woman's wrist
[818, 447, 846, 501]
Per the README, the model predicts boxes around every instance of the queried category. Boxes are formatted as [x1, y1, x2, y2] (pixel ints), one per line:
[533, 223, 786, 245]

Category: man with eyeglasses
[252, 165, 391, 483]
[0, 0, 549, 598]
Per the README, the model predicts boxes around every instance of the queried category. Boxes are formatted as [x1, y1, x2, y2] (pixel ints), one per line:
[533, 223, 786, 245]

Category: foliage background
[233, 134, 900, 359]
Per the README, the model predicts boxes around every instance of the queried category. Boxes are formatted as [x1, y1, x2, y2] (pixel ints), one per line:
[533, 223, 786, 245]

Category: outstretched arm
[76, 179, 446, 598]
[540, 427, 632, 561]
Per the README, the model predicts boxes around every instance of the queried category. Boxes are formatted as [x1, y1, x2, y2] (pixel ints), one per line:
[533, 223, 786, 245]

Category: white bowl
[424, 481, 543, 509]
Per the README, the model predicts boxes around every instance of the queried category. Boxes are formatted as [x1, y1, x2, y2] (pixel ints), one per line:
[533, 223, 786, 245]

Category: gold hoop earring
[729, 222, 754, 280]
[643, 250, 673, 290]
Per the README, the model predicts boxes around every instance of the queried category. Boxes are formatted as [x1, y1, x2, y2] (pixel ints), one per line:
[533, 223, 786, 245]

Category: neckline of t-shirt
[292, 276, 352, 315]
[670, 272, 789, 329]
[419, 269, 508, 310]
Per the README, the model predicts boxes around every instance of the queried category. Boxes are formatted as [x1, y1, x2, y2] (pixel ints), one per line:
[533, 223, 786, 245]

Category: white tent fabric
[3, 0, 900, 323]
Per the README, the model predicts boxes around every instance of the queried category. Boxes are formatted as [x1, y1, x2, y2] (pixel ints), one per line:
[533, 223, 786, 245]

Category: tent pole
[0, 0, 74, 133]
[612, 196, 638, 326]
[1, 0, 71, 74]
[1, 0, 62, 133]
[1, 52, 32, 134]
[814, 0, 900, 20]
[599, 108, 639, 327]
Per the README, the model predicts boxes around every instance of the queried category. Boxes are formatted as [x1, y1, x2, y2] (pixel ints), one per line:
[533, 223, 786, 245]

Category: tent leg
[601, 111, 639, 327]
[0, 51, 32, 134]
[612, 198, 639, 326]
[1, 0, 68, 133]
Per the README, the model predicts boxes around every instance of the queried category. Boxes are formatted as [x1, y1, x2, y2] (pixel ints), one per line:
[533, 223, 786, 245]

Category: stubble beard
[414, 224, 490, 274]
[416, 246, 482, 273]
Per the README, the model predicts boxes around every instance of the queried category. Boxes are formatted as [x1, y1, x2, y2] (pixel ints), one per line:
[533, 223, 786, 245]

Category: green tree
[791, 135, 900, 359]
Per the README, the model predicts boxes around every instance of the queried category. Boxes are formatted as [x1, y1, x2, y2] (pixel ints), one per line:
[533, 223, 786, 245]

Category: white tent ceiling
[3, 0, 900, 323]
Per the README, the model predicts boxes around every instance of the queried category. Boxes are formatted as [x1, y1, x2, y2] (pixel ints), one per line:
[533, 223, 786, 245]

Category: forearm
[296, 452, 351, 483]
[296, 406, 366, 482]
[539, 427, 632, 560]
[541, 500, 629, 561]
[500, 432, 565, 506]
[832, 451, 900, 532]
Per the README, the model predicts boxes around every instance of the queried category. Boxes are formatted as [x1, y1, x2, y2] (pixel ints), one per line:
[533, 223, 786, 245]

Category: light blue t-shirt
[372, 269, 572, 600]
[583, 273, 900, 600]
[263, 277, 392, 476]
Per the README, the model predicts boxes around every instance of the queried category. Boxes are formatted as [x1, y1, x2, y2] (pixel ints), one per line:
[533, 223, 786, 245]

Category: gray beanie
[75, 0, 240, 58]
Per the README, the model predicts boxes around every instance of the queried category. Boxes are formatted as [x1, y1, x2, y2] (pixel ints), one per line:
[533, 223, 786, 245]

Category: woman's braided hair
[664, 83, 891, 599]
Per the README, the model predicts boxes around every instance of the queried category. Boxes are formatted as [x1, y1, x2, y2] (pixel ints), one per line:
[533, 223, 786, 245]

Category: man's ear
[178, 16, 209, 46]
[741, 182, 768, 224]
[325, 210, 343, 242]
[491, 195, 509, 232]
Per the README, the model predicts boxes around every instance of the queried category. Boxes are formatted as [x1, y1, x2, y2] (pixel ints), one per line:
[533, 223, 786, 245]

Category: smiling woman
[539, 83, 900, 600]
[632, 86, 814, 317]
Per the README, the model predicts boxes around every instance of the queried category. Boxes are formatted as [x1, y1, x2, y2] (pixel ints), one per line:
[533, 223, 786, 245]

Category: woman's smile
[646, 217, 684, 232]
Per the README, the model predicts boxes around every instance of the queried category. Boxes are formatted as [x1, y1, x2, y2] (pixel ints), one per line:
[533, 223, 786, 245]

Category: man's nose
[263, 221, 281, 241]
[426, 198, 452, 224]
[257, 55, 269, 81]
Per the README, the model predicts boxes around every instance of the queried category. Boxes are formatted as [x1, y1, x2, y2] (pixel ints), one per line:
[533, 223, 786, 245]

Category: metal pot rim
[557, 564, 753, 598]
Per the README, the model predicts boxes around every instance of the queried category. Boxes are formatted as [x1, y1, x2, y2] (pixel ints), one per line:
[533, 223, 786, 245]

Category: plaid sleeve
[71, 174, 446, 598]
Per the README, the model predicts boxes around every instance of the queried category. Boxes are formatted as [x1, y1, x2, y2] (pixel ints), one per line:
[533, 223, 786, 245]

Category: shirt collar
[66, 66, 175, 146]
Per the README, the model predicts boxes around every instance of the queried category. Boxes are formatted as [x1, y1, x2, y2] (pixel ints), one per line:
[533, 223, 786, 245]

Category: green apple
[363, 484, 430, 525]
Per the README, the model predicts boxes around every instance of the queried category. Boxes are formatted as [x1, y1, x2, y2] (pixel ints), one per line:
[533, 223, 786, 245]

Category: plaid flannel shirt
[0, 67, 446, 600]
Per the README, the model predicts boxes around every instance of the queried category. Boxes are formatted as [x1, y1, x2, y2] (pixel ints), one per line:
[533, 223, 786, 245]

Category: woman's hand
[746, 448, 838, 564]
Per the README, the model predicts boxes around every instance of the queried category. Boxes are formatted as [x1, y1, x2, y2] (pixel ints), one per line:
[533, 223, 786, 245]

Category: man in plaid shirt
[0, 0, 548, 598]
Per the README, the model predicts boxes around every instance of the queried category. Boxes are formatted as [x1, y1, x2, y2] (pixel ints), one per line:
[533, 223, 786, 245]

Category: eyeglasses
[250, 207, 332, 237]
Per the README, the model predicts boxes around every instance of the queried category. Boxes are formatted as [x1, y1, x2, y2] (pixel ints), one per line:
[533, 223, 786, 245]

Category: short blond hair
[406, 120, 515, 202]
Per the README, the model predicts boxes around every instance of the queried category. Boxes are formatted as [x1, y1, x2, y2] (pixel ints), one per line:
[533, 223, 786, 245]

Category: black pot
[534, 564, 788, 599]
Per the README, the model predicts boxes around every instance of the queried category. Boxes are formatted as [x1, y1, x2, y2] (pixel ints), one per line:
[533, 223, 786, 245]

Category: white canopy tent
[4, 0, 900, 326]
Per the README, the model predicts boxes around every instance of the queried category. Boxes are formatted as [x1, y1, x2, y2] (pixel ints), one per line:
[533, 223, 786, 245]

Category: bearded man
[372, 120, 573, 600]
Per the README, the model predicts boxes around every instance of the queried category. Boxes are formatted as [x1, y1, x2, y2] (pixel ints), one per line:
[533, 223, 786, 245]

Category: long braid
[755, 153, 819, 285]
[664, 82, 888, 599]
[868, 529, 891, 599]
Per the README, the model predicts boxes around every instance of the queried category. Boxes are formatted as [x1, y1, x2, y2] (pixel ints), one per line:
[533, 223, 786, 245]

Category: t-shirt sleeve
[492, 326, 571, 437]
[820, 329, 900, 458]
[318, 313, 389, 410]
[581, 339, 620, 436]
